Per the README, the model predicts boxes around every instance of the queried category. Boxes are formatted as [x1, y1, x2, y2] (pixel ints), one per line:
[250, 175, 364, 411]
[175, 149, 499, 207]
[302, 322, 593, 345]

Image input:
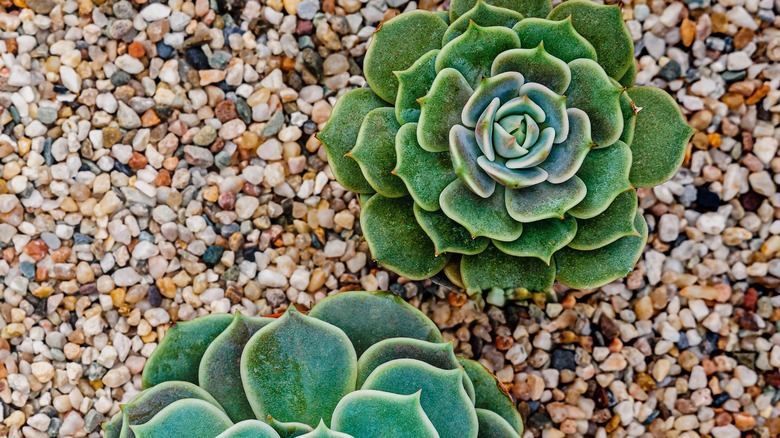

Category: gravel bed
[0, 0, 779, 437]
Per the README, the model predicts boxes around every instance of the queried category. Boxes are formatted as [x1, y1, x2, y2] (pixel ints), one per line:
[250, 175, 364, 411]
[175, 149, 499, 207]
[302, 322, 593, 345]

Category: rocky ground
[0, 0, 778, 436]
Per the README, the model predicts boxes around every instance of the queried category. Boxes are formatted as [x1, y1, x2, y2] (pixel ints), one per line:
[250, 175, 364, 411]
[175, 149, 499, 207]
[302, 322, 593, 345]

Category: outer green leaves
[362, 359, 478, 438]
[444, 0, 524, 44]
[130, 399, 232, 438]
[569, 141, 633, 219]
[441, 182, 523, 241]
[199, 314, 274, 422]
[513, 17, 596, 63]
[142, 314, 233, 389]
[331, 391, 439, 438]
[477, 409, 521, 438]
[357, 338, 461, 388]
[505, 178, 586, 222]
[361, 195, 450, 280]
[419, 68, 473, 153]
[318, 89, 388, 194]
[396, 50, 439, 124]
[627, 86, 695, 187]
[120, 381, 225, 438]
[461, 244, 555, 293]
[436, 21, 521, 88]
[493, 216, 577, 265]
[569, 189, 639, 250]
[565, 58, 624, 147]
[414, 204, 490, 256]
[555, 212, 648, 289]
[459, 359, 523, 435]
[364, 10, 447, 103]
[395, 123, 456, 211]
[350, 108, 407, 198]
[492, 46, 570, 95]
[308, 291, 443, 357]
[241, 307, 358, 427]
[299, 421, 352, 438]
[548, 0, 634, 79]
[215, 421, 282, 438]
[450, 0, 552, 20]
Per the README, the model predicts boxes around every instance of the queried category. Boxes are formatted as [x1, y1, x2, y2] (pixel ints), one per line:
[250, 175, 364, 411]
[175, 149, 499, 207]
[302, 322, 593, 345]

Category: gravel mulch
[0, 0, 778, 437]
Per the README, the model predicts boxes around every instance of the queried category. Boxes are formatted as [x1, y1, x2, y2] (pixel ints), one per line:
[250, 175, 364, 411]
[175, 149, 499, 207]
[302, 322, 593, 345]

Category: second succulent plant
[319, 0, 694, 297]
[103, 292, 523, 437]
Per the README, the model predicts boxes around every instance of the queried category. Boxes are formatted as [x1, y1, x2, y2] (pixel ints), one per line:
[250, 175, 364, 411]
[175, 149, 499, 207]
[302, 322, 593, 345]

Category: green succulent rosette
[319, 0, 694, 295]
[103, 292, 523, 438]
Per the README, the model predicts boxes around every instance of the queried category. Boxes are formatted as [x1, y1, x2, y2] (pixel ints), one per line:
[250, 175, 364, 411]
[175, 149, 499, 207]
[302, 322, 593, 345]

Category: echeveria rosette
[103, 292, 523, 438]
[318, 0, 694, 296]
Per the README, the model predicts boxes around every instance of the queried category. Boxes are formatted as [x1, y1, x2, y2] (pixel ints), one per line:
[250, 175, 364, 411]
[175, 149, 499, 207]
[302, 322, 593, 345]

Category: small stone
[139, 3, 171, 21]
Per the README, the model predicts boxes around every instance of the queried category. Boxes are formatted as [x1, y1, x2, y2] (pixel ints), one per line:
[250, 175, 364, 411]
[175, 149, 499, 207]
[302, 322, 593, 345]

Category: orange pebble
[128, 41, 145, 59]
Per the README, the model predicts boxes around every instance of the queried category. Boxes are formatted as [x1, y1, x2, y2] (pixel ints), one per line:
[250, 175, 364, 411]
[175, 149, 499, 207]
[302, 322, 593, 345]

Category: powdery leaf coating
[103, 292, 522, 436]
[318, 0, 692, 295]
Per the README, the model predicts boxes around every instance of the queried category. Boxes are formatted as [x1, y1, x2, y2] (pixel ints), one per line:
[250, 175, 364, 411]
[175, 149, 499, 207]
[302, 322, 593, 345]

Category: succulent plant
[319, 0, 694, 298]
[103, 292, 523, 438]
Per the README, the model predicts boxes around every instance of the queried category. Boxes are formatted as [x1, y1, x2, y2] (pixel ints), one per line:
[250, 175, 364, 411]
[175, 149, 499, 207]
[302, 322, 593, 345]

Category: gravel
[0, 0, 779, 437]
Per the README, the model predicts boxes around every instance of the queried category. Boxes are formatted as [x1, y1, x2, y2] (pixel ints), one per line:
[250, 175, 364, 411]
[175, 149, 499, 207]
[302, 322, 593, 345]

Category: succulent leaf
[617, 85, 637, 146]
[460, 244, 555, 293]
[308, 291, 443, 357]
[360, 195, 451, 280]
[513, 16, 596, 63]
[419, 68, 474, 153]
[555, 211, 648, 289]
[199, 314, 275, 422]
[215, 421, 283, 438]
[618, 59, 638, 88]
[491, 45, 571, 95]
[103, 412, 123, 438]
[505, 178, 586, 222]
[440, 181, 523, 241]
[350, 108, 408, 197]
[626, 86, 695, 187]
[462, 72, 525, 128]
[396, 50, 439, 124]
[476, 409, 521, 438]
[449, 125, 497, 197]
[568, 189, 639, 250]
[459, 358, 524, 435]
[141, 314, 233, 389]
[364, 10, 448, 103]
[241, 307, 358, 427]
[492, 216, 577, 265]
[443, 0, 524, 44]
[435, 21, 521, 88]
[516, 83, 568, 143]
[330, 391, 439, 438]
[362, 359, 478, 438]
[394, 123, 457, 211]
[547, 0, 634, 79]
[357, 338, 474, 404]
[538, 108, 593, 183]
[318, 89, 388, 194]
[298, 421, 353, 438]
[266, 417, 314, 437]
[130, 399, 232, 438]
[450, 0, 551, 20]
[569, 141, 632, 219]
[120, 381, 225, 438]
[565, 58, 624, 147]
[414, 204, 490, 255]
